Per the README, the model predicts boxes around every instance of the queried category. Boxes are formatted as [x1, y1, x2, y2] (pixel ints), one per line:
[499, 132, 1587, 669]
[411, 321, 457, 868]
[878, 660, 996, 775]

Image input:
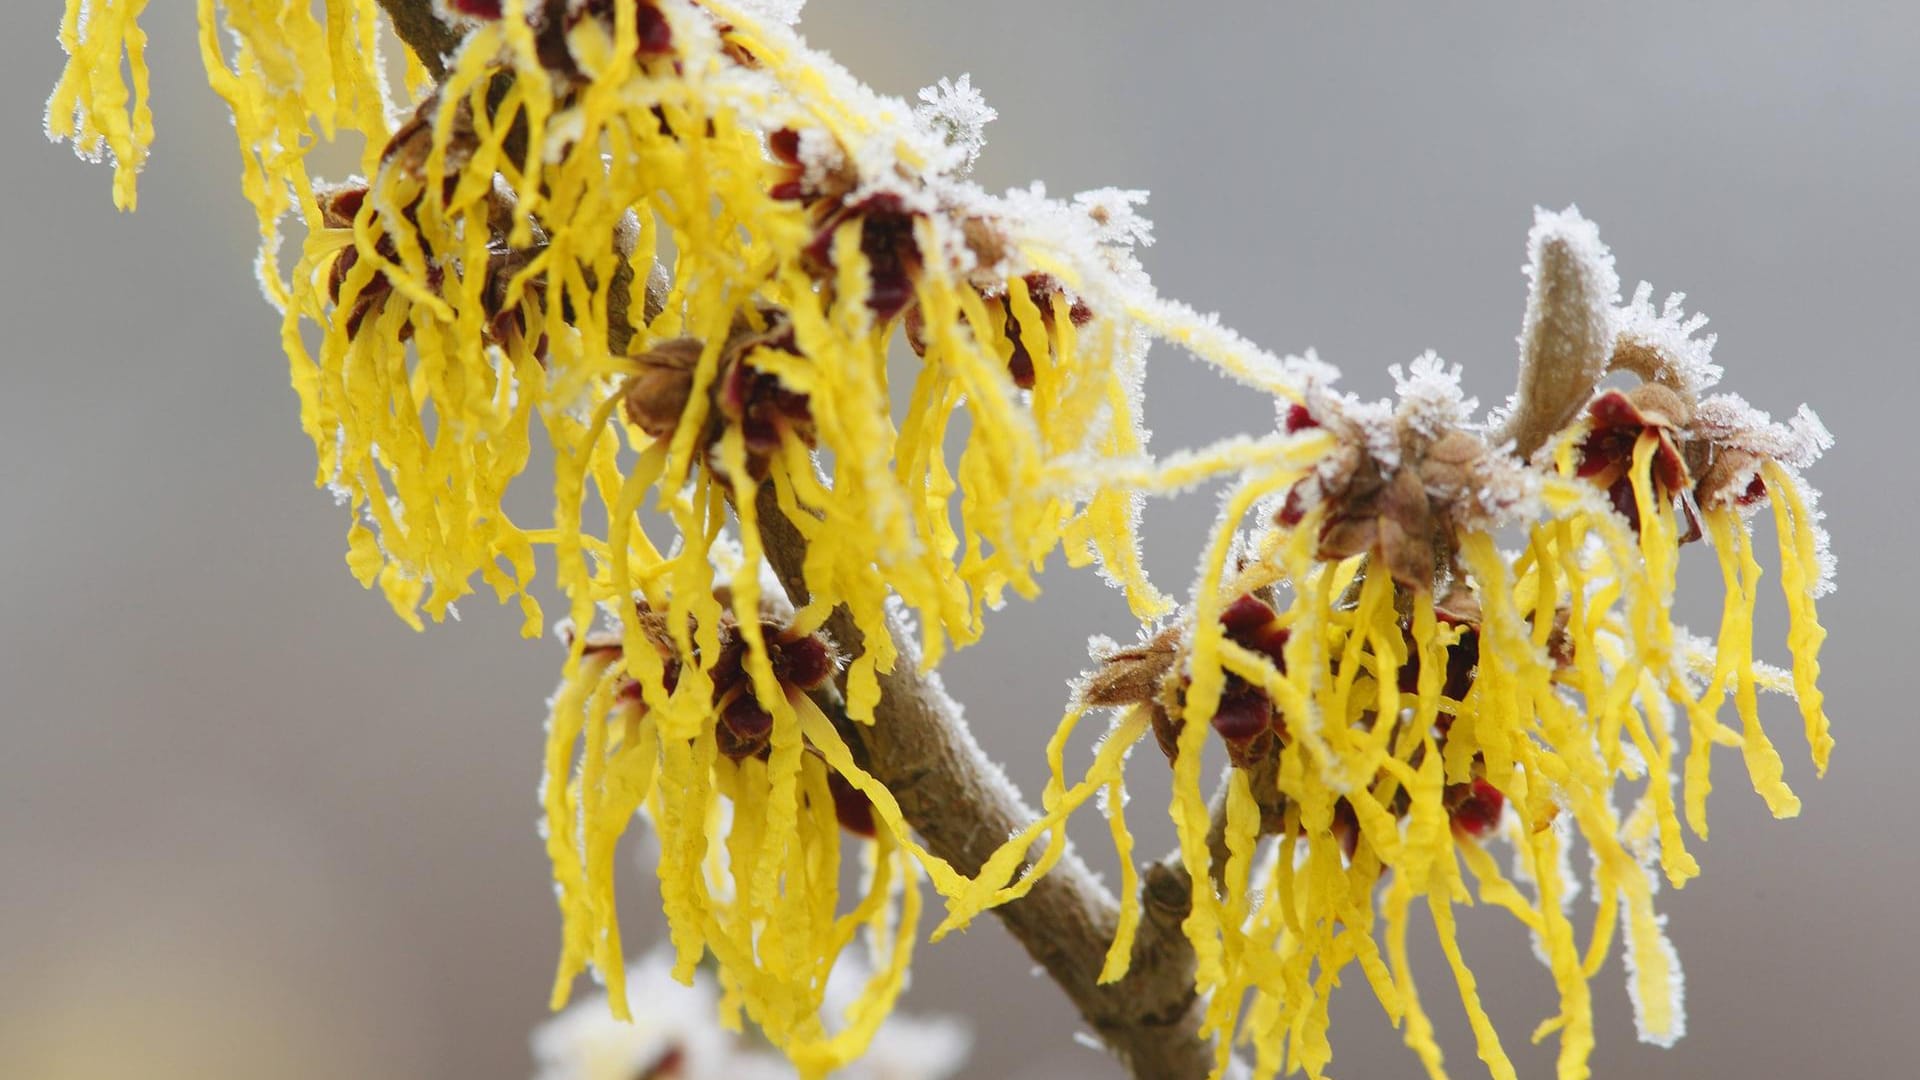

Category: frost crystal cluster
[50, 3, 1836, 1078]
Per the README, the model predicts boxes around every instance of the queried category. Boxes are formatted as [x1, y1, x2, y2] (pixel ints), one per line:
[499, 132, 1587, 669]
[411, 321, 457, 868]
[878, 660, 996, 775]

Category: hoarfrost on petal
[727, 0, 808, 26]
[1073, 187, 1155, 250]
[914, 74, 996, 176]
[1621, 895, 1689, 1049]
[1611, 282, 1725, 396]
[1693, 394, 1833, 472]
[1392, 351, 1479, 437]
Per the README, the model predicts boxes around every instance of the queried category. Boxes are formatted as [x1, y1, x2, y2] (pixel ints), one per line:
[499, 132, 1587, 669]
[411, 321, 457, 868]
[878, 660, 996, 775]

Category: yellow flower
[51, 4, 1834, 1079]
[996, 212, 1833, 1078]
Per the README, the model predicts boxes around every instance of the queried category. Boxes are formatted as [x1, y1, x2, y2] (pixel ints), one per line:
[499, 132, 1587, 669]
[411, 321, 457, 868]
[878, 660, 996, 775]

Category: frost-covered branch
[753, 483, 1214, 1080]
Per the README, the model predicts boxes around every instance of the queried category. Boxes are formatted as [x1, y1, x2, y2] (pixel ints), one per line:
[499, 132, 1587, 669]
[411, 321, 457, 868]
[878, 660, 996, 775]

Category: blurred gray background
[4, 2, 1915, 1077]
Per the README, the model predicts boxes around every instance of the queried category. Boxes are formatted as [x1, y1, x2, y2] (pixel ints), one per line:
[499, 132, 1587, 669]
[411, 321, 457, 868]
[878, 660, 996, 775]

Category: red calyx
[634, 2, 674, 55]
[1575, 388, 1695, 537]
[1006, 331, 1036, 390]
[717, 693, 774, 761]
[1300, 800, 1361, 861]
[804, 194, 922, 320]
[317, 185, 367, 228]
[1220, 594, 1290, 668]
[1445, 777, 1505, 839]
[1396, 624, 1479, 708]
[1206, 594, 1292, 764]
[768, 128, 802, 164]
[1209, 688, 1272, 742]
[768, 129, 807, 201]
[1000, 274, 1094, 391]
[772, 633, 835, 692]
[827, 770, 877, 837]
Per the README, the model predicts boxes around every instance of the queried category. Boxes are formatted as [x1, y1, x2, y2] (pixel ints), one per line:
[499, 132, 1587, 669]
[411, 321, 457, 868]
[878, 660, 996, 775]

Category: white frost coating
[1130, 292, 1335, 399]
[791, 122, 846, 186]
[1603, 791, 1689, 1050]
[913, 74, 996, 176]
[707, 528, 746, 579]
[725, 0, 807, 26]
[1074, 187, 1156, 250]
[1510, 813, 1582, 968]
[1311, 381, 1400, 470]
[694, 0, 1335, 473]
[1094, 777, 1133, 816]
[1610, 282, 1724, 397]
[1084, 633, 1123, 662]
[1691, 394, 1837, 595]
[689, 2, 952, 214]
[1047, 429, 1323, 500]
[1784, 463, 1838, 598]
[1391, 352, 1479, 438]
[1674, 629, 1798, 698]
[1692, 395, 1834, 471]
[1463, 449, 1544, 529]
[1617, 740, 1649, 780]
[1643, 675, 1679, 742]
[1528, 205, 1621, 336]
[1620, 886, 1689, 1049]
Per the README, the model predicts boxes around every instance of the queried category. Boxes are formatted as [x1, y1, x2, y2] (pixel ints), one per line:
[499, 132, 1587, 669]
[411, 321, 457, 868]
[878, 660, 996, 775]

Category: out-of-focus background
[4, 2, 1915, 1077]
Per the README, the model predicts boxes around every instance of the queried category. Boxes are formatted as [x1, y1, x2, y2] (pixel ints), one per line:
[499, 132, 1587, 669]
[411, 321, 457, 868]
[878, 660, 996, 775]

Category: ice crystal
[913, 74, 996, 176]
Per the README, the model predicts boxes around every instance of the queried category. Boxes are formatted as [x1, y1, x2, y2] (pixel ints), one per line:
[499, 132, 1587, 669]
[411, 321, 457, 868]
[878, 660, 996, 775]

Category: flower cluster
[1009, 213, 1833, 1078]
[51, 4, 1834, 1079]
[544, 593, 942, 1071]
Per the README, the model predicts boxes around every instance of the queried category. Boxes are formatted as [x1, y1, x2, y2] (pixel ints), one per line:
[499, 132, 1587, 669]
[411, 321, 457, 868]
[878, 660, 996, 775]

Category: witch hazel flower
[49, 3, 1836, 1079]
[998, 207, 1833, 1077]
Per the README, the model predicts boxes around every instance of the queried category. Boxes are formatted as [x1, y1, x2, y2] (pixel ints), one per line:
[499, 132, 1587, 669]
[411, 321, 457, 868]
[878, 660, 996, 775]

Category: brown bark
[375, 0, 464, 78]
[755, 485, 1214, 1079]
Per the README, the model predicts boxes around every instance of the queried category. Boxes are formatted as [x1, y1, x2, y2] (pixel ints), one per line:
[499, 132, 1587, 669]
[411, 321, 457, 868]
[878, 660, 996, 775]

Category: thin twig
[376, 0, 464, 79]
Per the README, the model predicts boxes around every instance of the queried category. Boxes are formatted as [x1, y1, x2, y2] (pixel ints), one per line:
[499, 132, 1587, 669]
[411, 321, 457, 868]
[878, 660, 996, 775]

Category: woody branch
[370, 5, 1613, 1078]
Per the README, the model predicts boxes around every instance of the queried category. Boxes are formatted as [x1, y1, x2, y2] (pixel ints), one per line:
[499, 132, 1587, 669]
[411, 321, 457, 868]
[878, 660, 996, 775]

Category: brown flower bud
[620, 338, 703, 440]
[1317, 463, 1437, 592]
[1082, 628, 1181, 709]
[316, 183, 367, 230]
